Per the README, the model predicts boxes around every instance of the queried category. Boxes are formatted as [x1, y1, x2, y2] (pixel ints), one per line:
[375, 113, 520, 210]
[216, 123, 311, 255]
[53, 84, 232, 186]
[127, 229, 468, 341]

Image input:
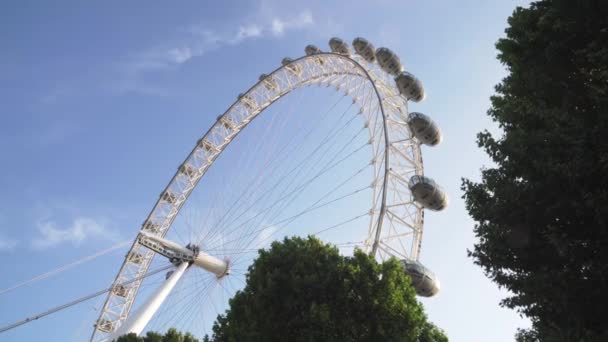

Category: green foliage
[418, 322, 449, 342]
[462, 0, 608, 340]
[207, 236, 446, 342]
[116, 333, 142, 342]
[515, 328, 540, 342]
[143, 331, 162, 342]
[116, 328, 198, 342]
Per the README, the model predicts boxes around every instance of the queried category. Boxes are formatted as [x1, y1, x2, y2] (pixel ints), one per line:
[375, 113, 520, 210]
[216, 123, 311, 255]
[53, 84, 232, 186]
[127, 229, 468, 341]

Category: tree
[462, 0, 608, 340]
[116, 333, 142, 342]
[116, 328, 198, 342]
[207, 236, 447, 342]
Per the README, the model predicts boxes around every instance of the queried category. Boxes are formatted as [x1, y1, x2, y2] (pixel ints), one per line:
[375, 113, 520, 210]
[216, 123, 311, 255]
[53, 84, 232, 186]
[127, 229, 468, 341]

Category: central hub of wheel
[138, 231, 230, 278]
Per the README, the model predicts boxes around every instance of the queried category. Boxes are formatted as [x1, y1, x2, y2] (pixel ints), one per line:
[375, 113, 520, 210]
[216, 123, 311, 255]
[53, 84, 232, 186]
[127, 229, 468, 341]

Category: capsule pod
[305, 44, 322, 56]
[376, 47, 403, 75]
[329, 37, 350, 55]
[408, 175, 448, 211]
[395, 71, 425, 102]
[352, 37, 376, 62]
[259, 74, 280, 92]
[401, 259, 440, 297]
[304, 45, 325, 66]
[407, 112, 442, 146]
[282, 57, 303, 77]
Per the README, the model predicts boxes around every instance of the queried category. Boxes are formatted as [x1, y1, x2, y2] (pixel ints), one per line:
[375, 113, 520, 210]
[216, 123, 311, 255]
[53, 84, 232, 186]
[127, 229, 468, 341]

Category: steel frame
[91, 52, 424, 341]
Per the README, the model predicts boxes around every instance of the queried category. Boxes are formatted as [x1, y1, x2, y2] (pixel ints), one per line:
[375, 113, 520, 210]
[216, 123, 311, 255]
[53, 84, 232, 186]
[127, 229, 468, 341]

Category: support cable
[0, 240, 131, 296]
[0, 264, 173, 334]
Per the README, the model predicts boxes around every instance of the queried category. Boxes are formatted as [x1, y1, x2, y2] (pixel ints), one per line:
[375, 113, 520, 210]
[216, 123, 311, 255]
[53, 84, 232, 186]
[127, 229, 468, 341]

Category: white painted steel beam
[108, 261, 189, 340]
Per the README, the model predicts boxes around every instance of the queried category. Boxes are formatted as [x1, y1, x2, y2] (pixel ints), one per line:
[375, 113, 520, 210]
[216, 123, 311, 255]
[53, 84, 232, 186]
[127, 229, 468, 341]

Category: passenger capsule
[305, 45, 326, 65]
[375, 47, 403, 75]
[352, 37, 375, 62]
[408, 175, 448, 211]
[407, 112, 442, 146]
[281, 57, 303, 77]
[401, 259, 440, 297]
[305, 44, 322, 56]
[395, 71, 425, 102]
[329, 37, 350, 55]
[259, 73, 280, 92]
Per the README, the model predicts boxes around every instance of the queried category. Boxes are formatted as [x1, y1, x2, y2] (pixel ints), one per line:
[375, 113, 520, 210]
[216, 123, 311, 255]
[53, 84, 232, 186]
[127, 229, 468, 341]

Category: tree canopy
[462, 0, 608, 341]
[207, 236, 447, 342]
[116, 328, 198, 342]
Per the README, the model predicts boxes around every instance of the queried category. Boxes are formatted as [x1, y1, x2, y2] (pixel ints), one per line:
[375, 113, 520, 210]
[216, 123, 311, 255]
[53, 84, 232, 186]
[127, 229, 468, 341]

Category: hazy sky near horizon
[0, 1, 533, 341]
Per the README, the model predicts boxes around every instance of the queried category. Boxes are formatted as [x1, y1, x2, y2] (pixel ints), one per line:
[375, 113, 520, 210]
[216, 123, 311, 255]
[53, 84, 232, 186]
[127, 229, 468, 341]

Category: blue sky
[0, 1, 533, 341]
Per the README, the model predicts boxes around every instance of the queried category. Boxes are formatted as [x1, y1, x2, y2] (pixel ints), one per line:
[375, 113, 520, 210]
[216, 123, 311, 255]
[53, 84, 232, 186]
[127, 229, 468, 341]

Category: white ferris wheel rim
[91, 51, 424, 341]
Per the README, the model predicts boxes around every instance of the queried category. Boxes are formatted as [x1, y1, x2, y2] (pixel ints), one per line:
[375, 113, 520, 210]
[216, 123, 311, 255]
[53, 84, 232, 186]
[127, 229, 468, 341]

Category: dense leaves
[462, 0, 608, 341]
[207, 236, 446, 342]
[116, 328, 198, 342]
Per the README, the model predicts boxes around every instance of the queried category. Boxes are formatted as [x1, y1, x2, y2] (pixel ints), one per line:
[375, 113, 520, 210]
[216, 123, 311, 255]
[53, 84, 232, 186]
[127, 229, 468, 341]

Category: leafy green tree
[462, 0, 608, 340]
[515, 328, 540, 342]
[143, 331, 162, 342]
[116, 333, 142, 342]
[116, 328, 198, 342]
[207, 236, 446, 342]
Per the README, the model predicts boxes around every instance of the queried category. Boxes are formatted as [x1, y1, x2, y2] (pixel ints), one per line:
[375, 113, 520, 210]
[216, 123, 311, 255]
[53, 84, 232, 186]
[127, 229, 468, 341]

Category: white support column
[109, 261, 189, 340]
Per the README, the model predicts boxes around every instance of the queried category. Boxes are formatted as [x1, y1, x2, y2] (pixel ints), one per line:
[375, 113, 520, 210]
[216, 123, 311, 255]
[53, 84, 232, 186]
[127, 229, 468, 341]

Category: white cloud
[37, 6, 324, 100]
[32, 217, 120, 250]
[271, 19, 285, 35]
[271, 10, 314, 36]
[107, 8, 317, 97]
[129, 10, 314, 73]
[167, 47, 193, 64]
[236, 24, 263, 40]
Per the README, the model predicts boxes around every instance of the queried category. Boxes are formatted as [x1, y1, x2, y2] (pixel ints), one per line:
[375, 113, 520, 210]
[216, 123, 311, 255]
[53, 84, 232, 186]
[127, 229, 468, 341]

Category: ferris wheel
[90, 37, 448, 341]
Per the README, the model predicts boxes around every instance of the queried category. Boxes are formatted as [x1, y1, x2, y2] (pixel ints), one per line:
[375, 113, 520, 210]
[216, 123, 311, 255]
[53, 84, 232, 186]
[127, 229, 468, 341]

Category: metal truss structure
[92, 45, 428, 341]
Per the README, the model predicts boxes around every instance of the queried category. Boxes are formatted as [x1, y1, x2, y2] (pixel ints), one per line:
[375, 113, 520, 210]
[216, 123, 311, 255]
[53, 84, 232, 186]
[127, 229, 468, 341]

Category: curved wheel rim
[91, 52, 424, 341]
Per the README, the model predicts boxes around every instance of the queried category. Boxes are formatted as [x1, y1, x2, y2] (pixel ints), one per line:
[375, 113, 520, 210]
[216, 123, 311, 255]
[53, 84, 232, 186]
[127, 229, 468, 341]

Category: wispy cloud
[127, 10, 314, 74]
[271, 10, 313, 36]
[39, 8, 318, 99]
[237, 24, 264, 40]
[32, 217, 120, 250]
